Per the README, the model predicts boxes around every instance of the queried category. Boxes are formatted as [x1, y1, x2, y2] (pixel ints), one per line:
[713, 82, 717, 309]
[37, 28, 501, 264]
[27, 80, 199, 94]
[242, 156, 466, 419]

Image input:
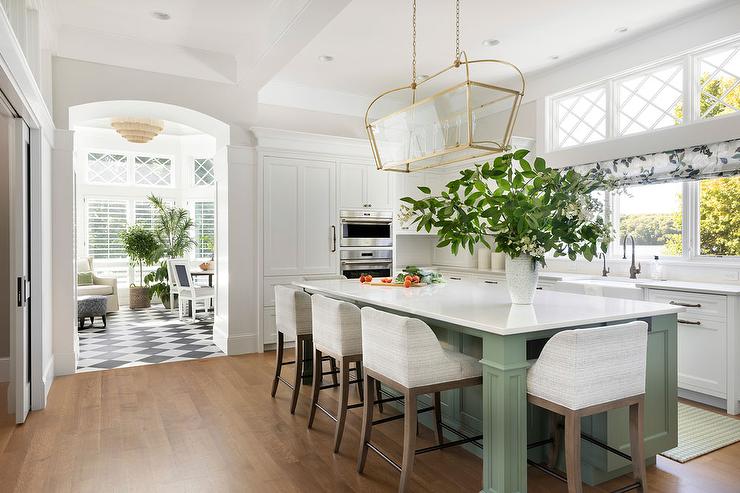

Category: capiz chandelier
[111, 118, 164, 144]
[366, 0, 525, 173]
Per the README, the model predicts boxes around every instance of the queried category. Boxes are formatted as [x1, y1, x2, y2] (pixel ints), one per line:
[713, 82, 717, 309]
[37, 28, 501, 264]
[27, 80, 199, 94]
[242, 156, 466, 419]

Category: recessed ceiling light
[615, 26, 628, 33]
[481, 39, 500, 47]
[318, 55, 334, 62]
[152, 11, 171, 21]
[550, 55, 560, 60]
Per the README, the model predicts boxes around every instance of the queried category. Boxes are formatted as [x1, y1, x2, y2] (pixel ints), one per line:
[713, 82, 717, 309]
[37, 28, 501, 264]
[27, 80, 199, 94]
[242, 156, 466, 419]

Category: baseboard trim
[678, 388, 727, 411]
[0, 356, 8, 383]
[54, 351, 77, 376]
[213, 320, 259, 355]
[43, 355, 54, 400]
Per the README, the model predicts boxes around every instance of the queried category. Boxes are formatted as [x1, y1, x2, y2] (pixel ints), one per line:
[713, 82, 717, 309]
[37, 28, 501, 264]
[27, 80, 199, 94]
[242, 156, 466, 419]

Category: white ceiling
[271, 0, 728, 98]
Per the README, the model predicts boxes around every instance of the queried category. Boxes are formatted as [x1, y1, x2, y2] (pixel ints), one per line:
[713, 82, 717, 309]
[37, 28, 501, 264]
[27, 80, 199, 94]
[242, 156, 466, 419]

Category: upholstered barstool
[357, 307, 483, 493]
[307, 294, 366, 453]
[527, 321, 649, 493]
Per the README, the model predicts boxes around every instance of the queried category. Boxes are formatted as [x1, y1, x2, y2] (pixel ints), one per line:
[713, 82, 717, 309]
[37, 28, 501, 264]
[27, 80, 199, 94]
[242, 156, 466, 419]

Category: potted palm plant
[144, 194, 197, 308]
[120, 225, 160, 309]
[402, 150, 611, 304]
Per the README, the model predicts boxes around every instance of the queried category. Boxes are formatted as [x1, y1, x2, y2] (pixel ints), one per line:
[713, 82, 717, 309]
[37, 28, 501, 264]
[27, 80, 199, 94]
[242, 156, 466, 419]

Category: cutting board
[364, 282, 427, 287]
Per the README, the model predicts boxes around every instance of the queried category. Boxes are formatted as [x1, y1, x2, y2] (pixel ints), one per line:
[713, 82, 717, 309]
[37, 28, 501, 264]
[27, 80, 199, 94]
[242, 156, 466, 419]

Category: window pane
[194, 158, 215, 186]
[617, 65, 683, 135]
[194, 201, 215, 258]
[618, 182, 682, 257]
[553, 86, 607, 149]
[87, 199, 129, 260]
[699, 176, 740, 256]
[698, 44, 740, 119]
[135, 156, 172, 186]
[87, 152, 127, 184]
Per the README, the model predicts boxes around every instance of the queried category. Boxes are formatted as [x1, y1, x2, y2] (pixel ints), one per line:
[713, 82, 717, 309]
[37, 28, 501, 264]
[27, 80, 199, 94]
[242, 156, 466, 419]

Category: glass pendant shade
[366, 53, 525, 172]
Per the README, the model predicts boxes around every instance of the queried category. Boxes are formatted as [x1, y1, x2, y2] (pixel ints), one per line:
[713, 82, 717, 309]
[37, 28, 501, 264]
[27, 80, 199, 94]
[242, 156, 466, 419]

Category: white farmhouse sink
[552, 278, 646, 300]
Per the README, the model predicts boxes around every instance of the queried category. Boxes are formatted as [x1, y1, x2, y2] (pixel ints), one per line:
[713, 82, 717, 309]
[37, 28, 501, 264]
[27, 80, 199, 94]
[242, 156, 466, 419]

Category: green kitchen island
[294, 278, 681, 493]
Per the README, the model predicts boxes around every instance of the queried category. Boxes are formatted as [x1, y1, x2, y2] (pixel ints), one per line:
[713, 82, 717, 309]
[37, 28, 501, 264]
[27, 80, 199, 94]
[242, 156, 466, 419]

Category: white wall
[0, 110, 9, 380]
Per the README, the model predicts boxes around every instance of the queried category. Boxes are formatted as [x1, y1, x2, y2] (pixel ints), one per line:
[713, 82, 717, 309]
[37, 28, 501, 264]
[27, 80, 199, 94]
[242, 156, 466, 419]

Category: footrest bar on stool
[440, 422, 483, 449]
[376, 395, 404, 405]
[611, 481, 642, 493]
[319, 383, 340, 390]
[526, 437, 554, 450]
[415, 434, 483, 455]
[366, 441, 402, 472]
[347, 402, 364, 410]
[280, 360, 296, 366]
[581, 432, 632, 462]
[277, 377, 295, 390]
[315, 402, 338, 422]
[371, 406, 434, 426]
[321, 370, 339, 376]
[527, 460, 567, 483]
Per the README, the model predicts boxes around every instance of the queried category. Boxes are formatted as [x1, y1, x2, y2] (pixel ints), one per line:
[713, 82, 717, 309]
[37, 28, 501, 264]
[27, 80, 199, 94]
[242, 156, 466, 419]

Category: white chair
[357, 307, 483, 493]
[307, 294, 364, 453]
[526, 321, 649, 493]
[168, 259, 214, 322]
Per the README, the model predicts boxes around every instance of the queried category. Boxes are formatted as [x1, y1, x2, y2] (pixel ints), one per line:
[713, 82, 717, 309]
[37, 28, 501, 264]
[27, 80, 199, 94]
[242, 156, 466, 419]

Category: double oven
[339, 210, 393, 279]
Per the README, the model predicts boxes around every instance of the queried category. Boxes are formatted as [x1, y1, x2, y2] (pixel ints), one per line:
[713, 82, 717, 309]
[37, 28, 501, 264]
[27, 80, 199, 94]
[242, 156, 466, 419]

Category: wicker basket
[129, 286, 151, 309]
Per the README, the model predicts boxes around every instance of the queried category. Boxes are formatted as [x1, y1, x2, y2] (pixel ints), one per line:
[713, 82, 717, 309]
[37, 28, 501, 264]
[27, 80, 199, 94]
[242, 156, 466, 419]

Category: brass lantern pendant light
[366, 0, 525, 173]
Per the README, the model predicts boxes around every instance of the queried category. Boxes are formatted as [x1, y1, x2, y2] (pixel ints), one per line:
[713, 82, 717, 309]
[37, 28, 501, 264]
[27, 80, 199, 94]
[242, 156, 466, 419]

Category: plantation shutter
[193, 201, 215, 258]
[87, 199, 128, 259]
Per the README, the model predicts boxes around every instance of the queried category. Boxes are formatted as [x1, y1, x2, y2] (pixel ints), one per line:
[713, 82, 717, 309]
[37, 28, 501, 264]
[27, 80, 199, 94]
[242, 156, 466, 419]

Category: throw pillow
[78, 271, 94, 286]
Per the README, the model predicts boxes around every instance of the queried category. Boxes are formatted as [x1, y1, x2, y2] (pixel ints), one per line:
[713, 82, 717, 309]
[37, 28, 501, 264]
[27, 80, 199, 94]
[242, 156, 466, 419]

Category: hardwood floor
[0, 353, 738, 492]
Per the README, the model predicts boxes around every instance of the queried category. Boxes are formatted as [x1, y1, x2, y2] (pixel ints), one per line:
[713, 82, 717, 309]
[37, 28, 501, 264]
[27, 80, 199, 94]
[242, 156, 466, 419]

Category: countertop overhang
[293, 279, 684, 336]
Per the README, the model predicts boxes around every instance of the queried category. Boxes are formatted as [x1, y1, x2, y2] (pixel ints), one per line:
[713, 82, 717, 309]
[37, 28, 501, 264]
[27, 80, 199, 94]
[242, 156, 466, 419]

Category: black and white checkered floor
[77, 306, 223, 372]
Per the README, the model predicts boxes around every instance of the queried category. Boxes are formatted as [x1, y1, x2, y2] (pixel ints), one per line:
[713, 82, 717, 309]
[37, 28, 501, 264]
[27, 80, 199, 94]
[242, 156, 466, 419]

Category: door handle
[331, 225, 336, 252]
[17, 276, 22, 307]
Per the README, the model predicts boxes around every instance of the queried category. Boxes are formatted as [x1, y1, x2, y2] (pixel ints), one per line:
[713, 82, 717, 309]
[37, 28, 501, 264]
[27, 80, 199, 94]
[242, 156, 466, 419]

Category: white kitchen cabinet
[264, 156, 338, 276]
[646, 288, 738, 414]
[395, 171, 446, 234]
[339, 163, 392, 210]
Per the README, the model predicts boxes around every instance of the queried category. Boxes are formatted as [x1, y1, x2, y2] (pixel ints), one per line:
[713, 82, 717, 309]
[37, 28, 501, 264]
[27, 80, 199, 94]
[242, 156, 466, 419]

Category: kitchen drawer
[474, 273, 506, 285]
[439, 271, 472, 282]
[647, 289, 727, 321]
[263, 275, 304, 306]
[677, 316, 727, 398]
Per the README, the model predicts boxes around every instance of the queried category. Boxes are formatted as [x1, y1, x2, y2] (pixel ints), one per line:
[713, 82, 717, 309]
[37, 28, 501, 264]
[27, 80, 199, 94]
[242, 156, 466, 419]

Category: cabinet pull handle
[677, 319, 701, 325]
[536, 287, 543, 290]
[331, 225, 336, 252]
[669, 301, 702, 308]
[449, 276, 462, 280]
[483, 280, 497, 284]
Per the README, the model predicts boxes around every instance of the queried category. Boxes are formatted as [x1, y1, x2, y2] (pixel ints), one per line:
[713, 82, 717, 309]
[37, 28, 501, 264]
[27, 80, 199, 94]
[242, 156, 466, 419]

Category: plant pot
[129, 286, 151, 309]
[161, 293, 178, 310]
[505, 254, 540, 304]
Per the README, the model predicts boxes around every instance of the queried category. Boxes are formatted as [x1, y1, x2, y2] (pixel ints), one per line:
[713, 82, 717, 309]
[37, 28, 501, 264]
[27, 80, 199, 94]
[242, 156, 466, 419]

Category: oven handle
[340, 259, 392, 265]
[331, 225, 336, 252]
[340, 218, 393, 224]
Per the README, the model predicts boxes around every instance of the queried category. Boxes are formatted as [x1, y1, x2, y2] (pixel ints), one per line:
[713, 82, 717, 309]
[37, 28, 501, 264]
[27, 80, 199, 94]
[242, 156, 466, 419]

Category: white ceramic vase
[505, 254, 540, 304]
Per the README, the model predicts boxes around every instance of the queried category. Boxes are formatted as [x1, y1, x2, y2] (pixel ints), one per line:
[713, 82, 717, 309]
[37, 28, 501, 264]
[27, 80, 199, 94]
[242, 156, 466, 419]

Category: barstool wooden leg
[548, 412, 562, 469]
[357, 374, 376, 473]
[376, 382, 384, 414]
[334, 357, 351, 453]
[629, 399, 647, 492]
[355, 361, 364, 401]
[330, 357, 339, 385]
[290, 336, 304, 414]
[399, 390, 418, 493]
[271, 331, 285, 397]
[564, 412, 583, 493]
[433, 392, 444, 446]
[307, 347, 323, 428]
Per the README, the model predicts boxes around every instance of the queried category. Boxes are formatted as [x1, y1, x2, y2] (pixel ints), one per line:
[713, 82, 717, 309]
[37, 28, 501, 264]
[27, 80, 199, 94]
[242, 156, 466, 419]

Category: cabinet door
[302, 162, 337, 274]
[264, 157, 300, 275]
[366, 168, 392, 209]
[339, 164, 366, 209]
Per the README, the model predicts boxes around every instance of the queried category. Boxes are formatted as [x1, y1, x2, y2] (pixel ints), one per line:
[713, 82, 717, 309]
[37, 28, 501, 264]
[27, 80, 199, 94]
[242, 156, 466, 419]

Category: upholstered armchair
[76, 257, 120, 312]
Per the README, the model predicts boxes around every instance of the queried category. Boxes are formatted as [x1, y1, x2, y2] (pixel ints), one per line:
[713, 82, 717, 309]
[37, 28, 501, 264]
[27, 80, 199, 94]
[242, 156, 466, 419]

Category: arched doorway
[67, 101, 230, 373]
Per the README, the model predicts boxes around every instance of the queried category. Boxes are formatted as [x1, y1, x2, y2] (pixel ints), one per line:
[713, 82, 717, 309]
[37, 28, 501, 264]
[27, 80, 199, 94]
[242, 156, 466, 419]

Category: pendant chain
[455, 0, 460, 61]
[411, 0, 417, 88]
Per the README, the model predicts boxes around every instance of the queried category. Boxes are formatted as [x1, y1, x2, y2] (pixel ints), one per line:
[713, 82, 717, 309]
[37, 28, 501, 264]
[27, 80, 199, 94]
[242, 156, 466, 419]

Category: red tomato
[366, 275, 373, 283]
[412, 275, 420, 283]
[404, 275, 413, 282]
[359, 275, 366, 283]
[404, 279, 412, 288]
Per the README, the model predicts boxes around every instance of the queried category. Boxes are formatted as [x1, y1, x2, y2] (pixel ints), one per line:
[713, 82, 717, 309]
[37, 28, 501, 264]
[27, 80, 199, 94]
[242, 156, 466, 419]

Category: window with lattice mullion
[135, 156, 172, 186]
[87, 152, 128, 184]
[617, 65, 683, 136]
[698, 45, 740, 119]
[194, 158, 215, 186]
[554, 87, 607, 149]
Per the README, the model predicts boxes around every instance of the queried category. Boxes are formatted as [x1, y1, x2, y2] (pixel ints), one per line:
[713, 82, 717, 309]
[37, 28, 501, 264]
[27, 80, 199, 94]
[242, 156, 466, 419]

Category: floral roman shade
[567, 138, 740, 188]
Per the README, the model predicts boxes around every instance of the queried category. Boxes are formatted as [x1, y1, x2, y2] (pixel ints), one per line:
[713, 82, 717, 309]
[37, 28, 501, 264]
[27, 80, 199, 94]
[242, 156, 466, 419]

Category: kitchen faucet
[622, 235, 641, 279]
[599, 252, 610, 277]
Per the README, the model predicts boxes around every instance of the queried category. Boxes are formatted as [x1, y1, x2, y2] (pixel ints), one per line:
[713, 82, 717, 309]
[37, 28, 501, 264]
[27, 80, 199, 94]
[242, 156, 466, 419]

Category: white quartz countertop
[634, 279, 740, 295]
[293, 279, 683, 336]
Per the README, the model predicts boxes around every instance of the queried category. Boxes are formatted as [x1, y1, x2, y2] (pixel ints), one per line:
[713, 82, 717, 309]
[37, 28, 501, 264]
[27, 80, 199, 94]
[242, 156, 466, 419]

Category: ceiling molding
[251, 126, 373, 161]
